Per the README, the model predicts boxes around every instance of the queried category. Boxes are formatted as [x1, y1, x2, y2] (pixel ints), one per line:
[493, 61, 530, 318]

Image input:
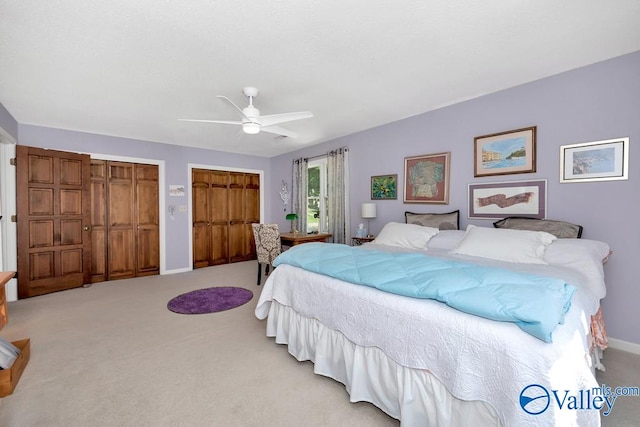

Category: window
[307, 158, 327, 233]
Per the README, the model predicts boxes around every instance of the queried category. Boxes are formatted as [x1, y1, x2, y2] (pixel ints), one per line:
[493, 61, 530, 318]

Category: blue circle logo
[520, 384, 550, 415]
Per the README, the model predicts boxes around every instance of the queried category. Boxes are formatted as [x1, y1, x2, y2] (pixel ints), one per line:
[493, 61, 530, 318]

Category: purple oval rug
[167, 286, 253, 314]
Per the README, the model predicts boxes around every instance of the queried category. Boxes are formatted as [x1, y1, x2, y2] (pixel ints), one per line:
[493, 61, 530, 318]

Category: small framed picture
[404, 152, 450, 204]
[560, 137, 629, 183]
[474, 126, 537, 177]
[468, 179, 547, 219]
[169, 185, 185, 196]
[371, 174, 397, 200]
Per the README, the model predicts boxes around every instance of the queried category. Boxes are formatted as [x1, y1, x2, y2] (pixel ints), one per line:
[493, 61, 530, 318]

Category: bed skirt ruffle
[266, 301, 500, 426]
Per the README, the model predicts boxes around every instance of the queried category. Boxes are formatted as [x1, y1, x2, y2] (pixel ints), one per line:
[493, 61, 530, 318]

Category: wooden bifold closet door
[192, 169, 259, 268]
[90, 160, 159, 282]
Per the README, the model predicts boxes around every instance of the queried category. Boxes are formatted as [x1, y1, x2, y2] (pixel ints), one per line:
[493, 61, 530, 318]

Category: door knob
[83, 225, 90, 231]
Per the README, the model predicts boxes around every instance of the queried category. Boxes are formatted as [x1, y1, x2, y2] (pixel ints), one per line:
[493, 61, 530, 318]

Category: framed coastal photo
[371, 174, 397, 200]
[468, 179, 546, 219]
[474, 126, 537, 177]
[403, 152, 450, 204]
[560, 137, 629, 183]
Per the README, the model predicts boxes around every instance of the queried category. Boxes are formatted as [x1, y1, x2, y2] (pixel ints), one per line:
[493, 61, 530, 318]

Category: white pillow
[371, 222, 439, 249]
[426, 230, 466, 251]
[544, 239, 611, 299]
[451, 225, 556, 264]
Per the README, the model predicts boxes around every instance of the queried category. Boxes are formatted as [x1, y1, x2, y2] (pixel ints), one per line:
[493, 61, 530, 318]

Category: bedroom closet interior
[191, 169, 259, 268]
[90, 160, 160, 282]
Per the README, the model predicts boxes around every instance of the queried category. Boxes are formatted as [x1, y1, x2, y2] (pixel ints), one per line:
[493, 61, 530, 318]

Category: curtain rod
[303, 153, 326, 162]
[303, 147, 349, 162]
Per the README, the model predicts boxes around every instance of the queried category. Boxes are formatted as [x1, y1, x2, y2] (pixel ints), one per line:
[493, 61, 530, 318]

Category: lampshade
[361, 203, 377, 219]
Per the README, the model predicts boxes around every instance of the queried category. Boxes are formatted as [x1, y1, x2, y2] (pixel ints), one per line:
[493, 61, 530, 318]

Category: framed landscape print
[403, 152, 450, 204]
[468, 179, 546, 219]
[371, 174, 397, 200]
[560, 137, 629, 183]
[474, 126, 537, 177]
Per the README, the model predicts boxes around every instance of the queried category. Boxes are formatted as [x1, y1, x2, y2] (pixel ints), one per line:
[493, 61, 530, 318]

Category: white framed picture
[560, 137, 629, 183]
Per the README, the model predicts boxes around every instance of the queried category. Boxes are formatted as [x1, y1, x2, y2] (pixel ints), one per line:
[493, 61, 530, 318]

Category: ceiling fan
[179, 87, 313, 138]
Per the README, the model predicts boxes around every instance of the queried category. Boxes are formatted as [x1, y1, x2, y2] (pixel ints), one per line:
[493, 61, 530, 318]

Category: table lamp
[361, 203, 377, 237]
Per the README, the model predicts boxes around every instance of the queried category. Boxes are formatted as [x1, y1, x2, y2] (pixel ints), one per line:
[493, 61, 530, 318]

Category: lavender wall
[17, 125, 273, 271]
[270, 51, 640, 345]
[0, 102, 18, 139]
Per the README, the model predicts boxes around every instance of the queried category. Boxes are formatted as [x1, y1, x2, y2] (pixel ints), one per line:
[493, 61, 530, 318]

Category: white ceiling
[1, 1, 639, 158]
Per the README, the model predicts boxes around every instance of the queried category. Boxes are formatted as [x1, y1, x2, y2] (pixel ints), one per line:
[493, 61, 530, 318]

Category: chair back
[252, 224, 281, 264]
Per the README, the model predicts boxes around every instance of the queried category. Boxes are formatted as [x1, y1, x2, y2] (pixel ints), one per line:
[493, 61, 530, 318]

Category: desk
[280, 232, 332, 246]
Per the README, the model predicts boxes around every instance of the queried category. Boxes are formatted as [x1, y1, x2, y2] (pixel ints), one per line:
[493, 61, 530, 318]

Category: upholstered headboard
[405, 210, 460, 230]
[493, 217, 583, 239]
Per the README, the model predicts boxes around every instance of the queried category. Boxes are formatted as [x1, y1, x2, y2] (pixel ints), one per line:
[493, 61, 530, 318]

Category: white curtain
[327, 147, 349, 244]
[292, 158, 308, 233]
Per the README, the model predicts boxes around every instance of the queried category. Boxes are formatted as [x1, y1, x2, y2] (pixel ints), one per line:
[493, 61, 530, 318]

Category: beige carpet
[0, 261, 637, 426]
[596, 347, 640, 426]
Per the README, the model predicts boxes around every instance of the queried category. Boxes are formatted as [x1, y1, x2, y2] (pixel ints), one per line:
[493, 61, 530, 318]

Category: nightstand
[352, 236, 375, 246]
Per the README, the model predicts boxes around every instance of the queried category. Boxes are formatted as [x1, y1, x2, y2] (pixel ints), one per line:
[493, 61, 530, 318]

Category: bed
[255, 220, 610, 426]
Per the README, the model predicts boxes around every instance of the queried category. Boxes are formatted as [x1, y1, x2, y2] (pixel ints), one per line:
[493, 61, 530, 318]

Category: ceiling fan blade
[258, 111, 313, 127]
[217, 95, 250, 121]
[178, 119, 243, 125]
[261, 125, 299, 139]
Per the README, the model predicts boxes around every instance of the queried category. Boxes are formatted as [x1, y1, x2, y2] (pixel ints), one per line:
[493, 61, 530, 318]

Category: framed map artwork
[403, 152, 450, 204]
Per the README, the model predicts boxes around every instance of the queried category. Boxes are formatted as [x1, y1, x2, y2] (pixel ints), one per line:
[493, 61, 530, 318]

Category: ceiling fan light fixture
[179, 87, 313, 139]
[242, 122, 260, 134]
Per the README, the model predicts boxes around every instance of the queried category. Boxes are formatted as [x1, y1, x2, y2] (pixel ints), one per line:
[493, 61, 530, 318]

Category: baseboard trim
[162, 267, 192, 275]
[608, 337, 640, 355]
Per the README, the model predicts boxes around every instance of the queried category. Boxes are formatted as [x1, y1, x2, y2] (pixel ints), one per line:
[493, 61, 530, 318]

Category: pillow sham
[405, 210, 460, 230]
[493, 216, 583, 239]
[451, 225, 556, 264]
[371, 222, 439, 249]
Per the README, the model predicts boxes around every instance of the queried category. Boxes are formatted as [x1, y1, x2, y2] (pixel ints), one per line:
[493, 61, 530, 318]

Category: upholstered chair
[251, 224, 282, 286]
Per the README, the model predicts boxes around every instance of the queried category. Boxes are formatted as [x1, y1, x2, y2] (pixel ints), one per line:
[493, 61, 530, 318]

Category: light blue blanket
[273, 243, 576, 342]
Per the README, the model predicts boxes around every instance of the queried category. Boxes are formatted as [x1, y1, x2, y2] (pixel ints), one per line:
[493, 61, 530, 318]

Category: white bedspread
[255, 247, 603, 426]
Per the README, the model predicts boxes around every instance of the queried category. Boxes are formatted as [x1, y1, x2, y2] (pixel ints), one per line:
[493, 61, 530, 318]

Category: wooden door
[191, 168, 259, 268]
[192, 169, 229, 268]
[209, 171, 230, 265]
[192, 169, 212, 268]
[228, 172, 245, 263]
[228, 172, 259, 262]
[244, 173, 260, 260]
[16, 145, 91, 298]
[135, 164, 159, 276]
[107, 162, 135, 280]
[91, 160, 159, 281]
[90, 160, 107, 282]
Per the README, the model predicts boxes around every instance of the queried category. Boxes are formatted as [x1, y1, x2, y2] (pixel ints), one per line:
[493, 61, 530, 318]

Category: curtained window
[291, 147, 349, 243]
[307, 157, 328, 233]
